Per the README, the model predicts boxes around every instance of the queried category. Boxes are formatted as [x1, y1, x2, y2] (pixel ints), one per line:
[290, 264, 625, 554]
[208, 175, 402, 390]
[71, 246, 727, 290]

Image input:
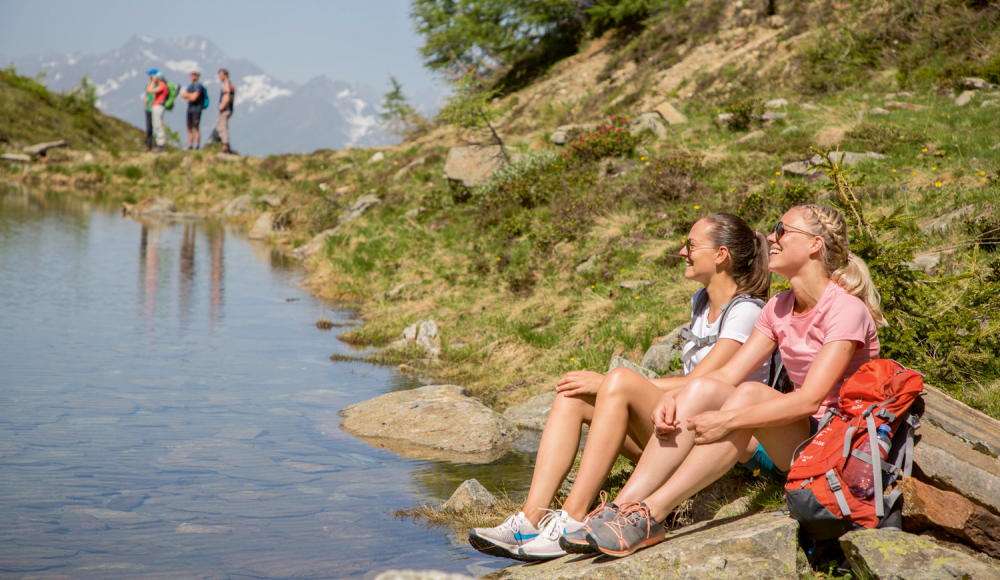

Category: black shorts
[187, 111, 202, 129]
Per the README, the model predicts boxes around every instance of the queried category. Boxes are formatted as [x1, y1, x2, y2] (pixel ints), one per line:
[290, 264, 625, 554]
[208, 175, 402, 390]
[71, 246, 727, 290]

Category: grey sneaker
[469, 512, 540, 561]
[586, 502, 665, 558]
[559, 493, 620, 554]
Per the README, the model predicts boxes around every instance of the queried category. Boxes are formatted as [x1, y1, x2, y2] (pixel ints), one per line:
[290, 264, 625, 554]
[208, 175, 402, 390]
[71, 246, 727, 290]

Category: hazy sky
[0, 0, 441, 92]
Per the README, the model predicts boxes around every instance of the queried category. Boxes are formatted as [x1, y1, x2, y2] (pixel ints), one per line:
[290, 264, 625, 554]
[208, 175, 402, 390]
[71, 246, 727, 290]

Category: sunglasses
[773, 221, 817, 240]
[683, 238, 712, 255]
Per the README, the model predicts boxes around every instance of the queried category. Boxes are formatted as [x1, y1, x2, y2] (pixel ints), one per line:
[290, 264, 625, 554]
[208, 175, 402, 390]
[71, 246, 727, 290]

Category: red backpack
[784, 359, 924, 540]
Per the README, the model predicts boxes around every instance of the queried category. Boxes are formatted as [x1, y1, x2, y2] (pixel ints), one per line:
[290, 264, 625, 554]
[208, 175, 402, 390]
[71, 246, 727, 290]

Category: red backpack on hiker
[784, 359, 924, 540]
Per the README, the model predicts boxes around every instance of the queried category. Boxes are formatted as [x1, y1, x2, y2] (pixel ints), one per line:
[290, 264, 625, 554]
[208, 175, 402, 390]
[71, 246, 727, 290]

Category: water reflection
[0, 186, 528, 579]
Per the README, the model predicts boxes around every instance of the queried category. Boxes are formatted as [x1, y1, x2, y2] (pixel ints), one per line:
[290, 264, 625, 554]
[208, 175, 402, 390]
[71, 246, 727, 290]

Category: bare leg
[521, 392, 595, 526]
[559, 369, 665, 521]
[640, 382, 813, 522]
[613, 376, 737, 505]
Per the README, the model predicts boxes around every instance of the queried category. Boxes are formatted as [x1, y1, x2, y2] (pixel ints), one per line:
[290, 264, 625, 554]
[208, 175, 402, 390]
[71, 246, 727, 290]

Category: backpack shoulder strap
[680, 293, 763, 363]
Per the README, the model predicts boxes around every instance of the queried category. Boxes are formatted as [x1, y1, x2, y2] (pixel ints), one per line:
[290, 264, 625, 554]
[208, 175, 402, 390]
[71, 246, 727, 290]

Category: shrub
[259, 155, 291, 180]
[724, 97, 763, 131]
[152, 154, 182, 175]
[119, 165, 144, 181]
[561, 116, 642, 165]
[628, 152, 705, 203]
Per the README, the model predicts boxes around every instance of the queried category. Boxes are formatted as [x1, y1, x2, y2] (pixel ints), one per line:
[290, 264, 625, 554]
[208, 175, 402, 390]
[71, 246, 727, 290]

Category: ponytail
[797, 204, 887, 327]
[702, 213, 770, 301]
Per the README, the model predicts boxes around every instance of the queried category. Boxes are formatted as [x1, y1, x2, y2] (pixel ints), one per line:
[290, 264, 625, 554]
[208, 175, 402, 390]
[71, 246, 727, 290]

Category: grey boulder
[629, 113, 667, 139]
[641, 324, 686, 371]
[840, 529, 1000, 580]
[337, 385, 517, 464]
[222, 195, 254, 218]
[920, 204, 975, 235]
[956, 90, 975, 107]
[503, 392, 557, 430]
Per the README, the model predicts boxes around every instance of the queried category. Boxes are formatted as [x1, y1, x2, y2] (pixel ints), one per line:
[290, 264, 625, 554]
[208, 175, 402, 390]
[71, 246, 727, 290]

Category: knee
[721, 382, 770, 410]
[597, 367, 640, 399]
[675, 376, 728, 406]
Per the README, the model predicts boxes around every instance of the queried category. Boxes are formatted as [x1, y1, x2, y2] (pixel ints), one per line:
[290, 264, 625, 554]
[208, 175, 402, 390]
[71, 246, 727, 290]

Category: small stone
[902, 251, 941, 273]
[653, 102, 687, 125]
[103, 493, 149, 511]
[1, 153, 32, 162]
[575, 254, 599, 273]
[629, 113, 667, 139]
[23, 139, 68, 156]
[640, 324, 685, 371]
[781, 125, 800, 135]
[735, 130, 765, 144]
[404, 207, 424, 218]
[259, 194, 282, 207]
[248, 211, 276, 239]
[221, 195, 253, 217]
[868, 107, 890, 116]
[177, 524, 234, 534]
[920, 204, 976, 235]
[961, 77, 991, 90]
[885, 91, 916, 99]
[955, 90, 975, 107]
[338, 194, 381, 224]
[619, 280, 653, 289]
[318, 182, 329, 191]
[982, 100, 998, 108]
[768, 14, 786, 28]
[765, 98, 788, 108]
[761, 111, 786, 121]
[367, 151, 385, 164]
[393, 156, 426, 181]
[82, 152, 95, 163]
[940, 88, 957, 98]
[441, 479, 498, 512]
[884, 100, 924, 111]
[809, 151, 887, 167]
[801, 103, 820, 111]
[716, 112, 735, 123]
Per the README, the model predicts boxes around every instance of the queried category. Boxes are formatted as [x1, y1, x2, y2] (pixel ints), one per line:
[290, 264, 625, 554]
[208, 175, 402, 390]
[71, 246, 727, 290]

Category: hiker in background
[143, 69, 162, 152]
[581, 204, 883, 558]
[216, 69, 235, 154]
[180, 70, 207, 150]
[146, 70, 168, 153]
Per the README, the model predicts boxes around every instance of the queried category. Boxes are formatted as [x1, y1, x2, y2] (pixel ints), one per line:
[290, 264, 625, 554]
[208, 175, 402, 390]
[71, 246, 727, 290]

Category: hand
[555, 371, 604, 398]
[652, 393, 679, 439]
[686, 410, 733, 444]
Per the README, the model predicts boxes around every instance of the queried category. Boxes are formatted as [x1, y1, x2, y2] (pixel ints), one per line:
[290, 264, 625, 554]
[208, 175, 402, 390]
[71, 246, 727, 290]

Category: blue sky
[0, 0, 441, 92]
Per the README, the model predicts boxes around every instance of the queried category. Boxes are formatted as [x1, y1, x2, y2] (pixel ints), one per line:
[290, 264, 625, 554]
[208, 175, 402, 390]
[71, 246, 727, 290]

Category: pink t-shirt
[754, 281, 879, 418]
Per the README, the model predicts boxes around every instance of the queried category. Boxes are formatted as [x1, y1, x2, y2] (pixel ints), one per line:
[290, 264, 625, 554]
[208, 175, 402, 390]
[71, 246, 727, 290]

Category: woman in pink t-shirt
[582, 204, 885, 557]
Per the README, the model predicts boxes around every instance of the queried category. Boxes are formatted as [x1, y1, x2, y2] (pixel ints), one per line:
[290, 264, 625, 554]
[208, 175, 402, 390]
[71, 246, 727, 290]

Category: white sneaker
[517, 509, 585, 561]
[469, 512, 540, 560]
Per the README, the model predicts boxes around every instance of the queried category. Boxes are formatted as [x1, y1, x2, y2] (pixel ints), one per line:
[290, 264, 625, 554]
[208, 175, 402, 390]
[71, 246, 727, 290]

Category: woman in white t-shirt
[469, 213, 771, 561]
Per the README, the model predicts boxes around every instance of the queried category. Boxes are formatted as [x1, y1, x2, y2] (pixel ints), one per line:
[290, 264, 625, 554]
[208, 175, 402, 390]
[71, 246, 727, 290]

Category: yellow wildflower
[694, 205, 700, 210]
[935, 182, 942, 187]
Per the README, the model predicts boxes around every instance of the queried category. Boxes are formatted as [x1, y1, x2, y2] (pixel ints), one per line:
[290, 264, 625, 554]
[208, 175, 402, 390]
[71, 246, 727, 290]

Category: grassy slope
[0, 68, 143, 153]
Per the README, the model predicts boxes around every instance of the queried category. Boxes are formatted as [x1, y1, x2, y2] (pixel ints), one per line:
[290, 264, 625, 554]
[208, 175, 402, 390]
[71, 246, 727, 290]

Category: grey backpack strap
[825, 469, 852, 517]
[680, 292, 763, 364]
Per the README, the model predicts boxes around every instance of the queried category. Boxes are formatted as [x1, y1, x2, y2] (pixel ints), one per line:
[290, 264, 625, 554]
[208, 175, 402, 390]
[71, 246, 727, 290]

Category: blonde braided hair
[796, 204, 887, 328]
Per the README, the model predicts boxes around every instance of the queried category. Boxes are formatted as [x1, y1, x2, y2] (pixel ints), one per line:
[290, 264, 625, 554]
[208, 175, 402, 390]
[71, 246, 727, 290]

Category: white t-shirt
[681, 295, 770, 384]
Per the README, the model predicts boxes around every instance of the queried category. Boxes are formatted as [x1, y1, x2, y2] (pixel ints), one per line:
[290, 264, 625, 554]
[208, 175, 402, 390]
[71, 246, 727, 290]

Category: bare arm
[688, 340, 857, 443]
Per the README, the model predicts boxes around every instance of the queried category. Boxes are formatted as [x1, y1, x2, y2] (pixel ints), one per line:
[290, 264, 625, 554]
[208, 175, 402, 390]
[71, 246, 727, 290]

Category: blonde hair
[796, 204, 887, 328]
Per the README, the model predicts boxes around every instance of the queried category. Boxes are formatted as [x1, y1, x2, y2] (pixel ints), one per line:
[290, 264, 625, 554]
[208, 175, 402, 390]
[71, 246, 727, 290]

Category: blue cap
[147, 68, 159, 75]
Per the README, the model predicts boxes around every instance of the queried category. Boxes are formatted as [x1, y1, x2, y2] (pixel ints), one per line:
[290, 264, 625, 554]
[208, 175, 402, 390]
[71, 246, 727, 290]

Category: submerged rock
[122, 197, 203, 221]
[441, 479, 498, 512]
[221, 195, 253, 218]
[337, 385, 517, 464]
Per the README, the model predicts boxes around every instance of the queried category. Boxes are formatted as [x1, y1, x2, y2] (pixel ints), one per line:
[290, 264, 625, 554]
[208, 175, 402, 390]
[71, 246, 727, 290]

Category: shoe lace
[582, 491, 613, 530]
[534, 509, 568, 541]
[604, 502, 653, 549]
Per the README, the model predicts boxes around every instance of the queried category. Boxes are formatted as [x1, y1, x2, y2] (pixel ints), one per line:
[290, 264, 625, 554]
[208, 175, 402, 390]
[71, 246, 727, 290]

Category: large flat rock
[484, 511, 800, 579]
[337, 385, 516, 464]
[840, 529, 1000, 580]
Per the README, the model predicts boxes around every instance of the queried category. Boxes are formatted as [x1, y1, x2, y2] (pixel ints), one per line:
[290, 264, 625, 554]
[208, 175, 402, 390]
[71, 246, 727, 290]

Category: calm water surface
[0, 186, 534, 579]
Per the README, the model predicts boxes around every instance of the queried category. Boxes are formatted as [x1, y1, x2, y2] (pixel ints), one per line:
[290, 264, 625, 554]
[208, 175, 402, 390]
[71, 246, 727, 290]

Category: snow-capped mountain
[8, 34, 395, 155]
